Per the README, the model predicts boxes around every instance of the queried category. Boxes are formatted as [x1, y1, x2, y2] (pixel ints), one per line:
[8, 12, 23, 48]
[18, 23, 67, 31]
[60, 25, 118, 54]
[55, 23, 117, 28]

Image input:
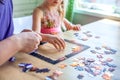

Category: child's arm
[32, 8, 43, 33]
[32, 8, 65, 51]
[63, 18, 81, 31]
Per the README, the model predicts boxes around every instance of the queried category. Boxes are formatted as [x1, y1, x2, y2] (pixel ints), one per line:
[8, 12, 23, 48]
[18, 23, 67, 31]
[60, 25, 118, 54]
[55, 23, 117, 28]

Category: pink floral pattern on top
[41, 10, 62, 34]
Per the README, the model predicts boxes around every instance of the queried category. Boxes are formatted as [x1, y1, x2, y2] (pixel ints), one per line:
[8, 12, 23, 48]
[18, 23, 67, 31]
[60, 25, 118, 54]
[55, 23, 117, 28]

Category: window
[75, 0, 120, 14]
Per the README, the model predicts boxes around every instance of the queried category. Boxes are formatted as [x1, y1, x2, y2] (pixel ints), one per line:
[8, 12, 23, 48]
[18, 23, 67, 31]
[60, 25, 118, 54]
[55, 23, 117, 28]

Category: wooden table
[0, 19, 120, 80]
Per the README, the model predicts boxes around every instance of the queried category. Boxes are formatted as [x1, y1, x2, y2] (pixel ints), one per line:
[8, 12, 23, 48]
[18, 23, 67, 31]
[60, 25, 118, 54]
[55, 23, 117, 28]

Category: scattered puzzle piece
[108, 67, 115, 72]
[79, 63, 85, 67]
[106, 58, 113, 62]
[70, 62, 79, 67]
[47, 70, 63, 80]
[58, 64, 67, 69]
[72, 46, 81, 52]
[95, 47, 101, 50]
[36, 68, 50, 73]
[18, 63, 50, 73]
[80, 38, 88, 41]
[95, 36, 100, 39]
[87, 58, 95, 63]
[9, 57, 16, 62]
[77, 74, 84, 79]
[102, 72, 113, 80]
[75, 66, 84, 71]
[45, 76, 52, 80]
[97, 55, 103, 59]
[86, 34, 93, 37]
[90, 50, 97, 54]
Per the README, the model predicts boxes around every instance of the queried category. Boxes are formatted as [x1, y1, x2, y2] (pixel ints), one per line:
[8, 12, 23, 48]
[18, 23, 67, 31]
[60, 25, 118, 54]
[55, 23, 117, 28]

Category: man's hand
[17, 32, 42, 53]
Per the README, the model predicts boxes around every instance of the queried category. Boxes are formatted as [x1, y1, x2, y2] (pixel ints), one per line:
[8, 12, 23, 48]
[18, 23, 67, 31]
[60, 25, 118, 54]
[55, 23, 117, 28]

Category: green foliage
[65, 0, 75, 22]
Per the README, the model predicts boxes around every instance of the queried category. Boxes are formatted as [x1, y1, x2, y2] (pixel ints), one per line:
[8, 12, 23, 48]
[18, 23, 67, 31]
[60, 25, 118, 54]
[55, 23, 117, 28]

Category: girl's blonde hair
[58, 1, 65, 20]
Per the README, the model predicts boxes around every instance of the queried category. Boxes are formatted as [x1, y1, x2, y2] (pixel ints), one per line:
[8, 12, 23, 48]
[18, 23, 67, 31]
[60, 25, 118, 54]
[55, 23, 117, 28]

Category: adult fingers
[34, 32, 42, 42]
[21, 29, 33, 32]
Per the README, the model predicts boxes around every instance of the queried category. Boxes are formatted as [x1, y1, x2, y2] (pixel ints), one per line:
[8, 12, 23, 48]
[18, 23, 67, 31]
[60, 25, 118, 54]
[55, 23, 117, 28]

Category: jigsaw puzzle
[30, 39, 90, 64]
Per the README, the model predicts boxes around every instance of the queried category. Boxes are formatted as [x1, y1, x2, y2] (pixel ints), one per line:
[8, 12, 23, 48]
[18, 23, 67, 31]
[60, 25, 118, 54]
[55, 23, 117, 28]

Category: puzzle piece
[58, 64, 67, 69]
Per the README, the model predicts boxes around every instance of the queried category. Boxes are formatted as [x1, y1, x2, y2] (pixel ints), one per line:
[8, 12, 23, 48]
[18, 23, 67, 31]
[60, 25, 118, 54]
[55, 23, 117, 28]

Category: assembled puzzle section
[30, 39, 90, 64]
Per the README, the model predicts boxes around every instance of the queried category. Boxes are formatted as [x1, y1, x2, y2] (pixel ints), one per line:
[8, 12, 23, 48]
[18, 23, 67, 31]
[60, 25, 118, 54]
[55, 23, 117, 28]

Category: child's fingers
[73, 26, 79, 31]
[49, 38, 65, 51]
[53, 43, 60, 51]
[54, 38, 65, 51]
[56, 38, 66, 50]
[72, 24, 81, 31]
[67, 26, 72, 30]
[77, 26, 81, 31]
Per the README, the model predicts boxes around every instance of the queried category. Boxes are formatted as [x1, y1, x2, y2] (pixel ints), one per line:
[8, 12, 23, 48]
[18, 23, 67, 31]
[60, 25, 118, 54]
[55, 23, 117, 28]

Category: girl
[32, 0, 81, 35]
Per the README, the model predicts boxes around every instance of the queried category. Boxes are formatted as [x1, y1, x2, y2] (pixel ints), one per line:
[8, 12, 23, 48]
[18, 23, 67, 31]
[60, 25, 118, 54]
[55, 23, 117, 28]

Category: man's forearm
[0, 35, 21, 66]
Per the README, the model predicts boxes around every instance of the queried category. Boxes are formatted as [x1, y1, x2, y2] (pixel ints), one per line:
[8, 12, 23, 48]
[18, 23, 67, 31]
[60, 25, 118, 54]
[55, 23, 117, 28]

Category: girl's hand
[72, 24, 81, 31]
[66, 24, 73, 30]
[41, 34, 66, 51]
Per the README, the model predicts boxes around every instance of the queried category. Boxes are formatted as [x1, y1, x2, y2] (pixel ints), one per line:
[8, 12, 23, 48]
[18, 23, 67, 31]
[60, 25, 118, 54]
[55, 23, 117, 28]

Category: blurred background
[13, 0, 120, 33]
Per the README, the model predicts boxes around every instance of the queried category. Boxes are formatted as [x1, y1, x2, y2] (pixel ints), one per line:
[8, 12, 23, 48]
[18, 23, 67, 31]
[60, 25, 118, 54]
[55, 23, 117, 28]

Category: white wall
[13, 0, 44, 17]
